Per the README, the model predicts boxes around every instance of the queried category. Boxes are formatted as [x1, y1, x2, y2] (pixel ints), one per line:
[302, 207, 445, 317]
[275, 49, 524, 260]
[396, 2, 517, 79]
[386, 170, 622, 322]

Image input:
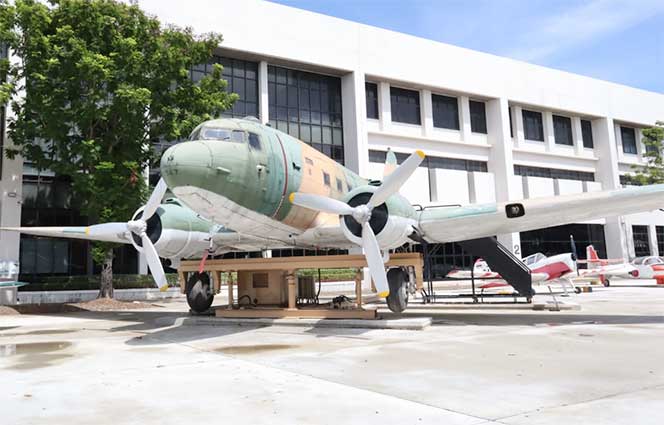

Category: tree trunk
[98, 249, 114, 299]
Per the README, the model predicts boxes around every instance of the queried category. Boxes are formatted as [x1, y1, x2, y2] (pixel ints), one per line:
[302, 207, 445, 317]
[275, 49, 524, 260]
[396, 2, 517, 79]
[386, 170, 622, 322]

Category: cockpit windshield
[189, 126, 245, 142]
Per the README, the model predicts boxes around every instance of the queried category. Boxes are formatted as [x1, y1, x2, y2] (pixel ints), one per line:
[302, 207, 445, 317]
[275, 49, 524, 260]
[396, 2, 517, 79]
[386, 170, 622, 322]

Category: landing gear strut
[186, 272, 214, 313]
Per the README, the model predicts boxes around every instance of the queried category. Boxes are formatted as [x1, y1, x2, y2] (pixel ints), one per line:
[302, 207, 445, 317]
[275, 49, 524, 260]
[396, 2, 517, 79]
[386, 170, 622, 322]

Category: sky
[269, 0, 664, 94]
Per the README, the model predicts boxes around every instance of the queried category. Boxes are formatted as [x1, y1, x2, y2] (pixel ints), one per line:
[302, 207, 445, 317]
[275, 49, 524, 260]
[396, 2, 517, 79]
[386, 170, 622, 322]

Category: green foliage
[627, 121, 664, 185]
[0, 0, 236, 266]
[18, 273, 180, 291]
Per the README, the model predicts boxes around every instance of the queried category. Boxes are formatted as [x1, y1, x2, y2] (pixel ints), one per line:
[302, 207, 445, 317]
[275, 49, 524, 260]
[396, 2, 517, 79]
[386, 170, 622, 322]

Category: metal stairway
[457, 237, 534, 298]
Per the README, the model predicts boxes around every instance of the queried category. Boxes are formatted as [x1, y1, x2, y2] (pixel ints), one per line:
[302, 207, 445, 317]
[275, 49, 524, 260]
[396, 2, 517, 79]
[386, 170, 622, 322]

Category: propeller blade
[86, 222, 129, 237]
[361, 221, 389, 298]
[570, 235, 579, 276]
[289, 192, 355, 215]
[368, 150, 425, 208]
[142, 178, 168, 219]
[141, 233, 168, 292]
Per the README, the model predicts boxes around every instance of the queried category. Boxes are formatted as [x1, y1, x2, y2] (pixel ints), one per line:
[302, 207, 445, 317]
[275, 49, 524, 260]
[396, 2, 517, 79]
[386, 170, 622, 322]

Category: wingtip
[415, 150, 425, 159]
[378, 290, 390, 298]
[288, 192, 296, 204]
[159, 284, 169, 292]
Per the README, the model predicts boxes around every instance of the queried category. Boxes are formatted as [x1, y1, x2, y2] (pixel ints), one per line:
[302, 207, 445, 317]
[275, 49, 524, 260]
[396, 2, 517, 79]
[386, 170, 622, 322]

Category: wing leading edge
[418, 184, 664, 244]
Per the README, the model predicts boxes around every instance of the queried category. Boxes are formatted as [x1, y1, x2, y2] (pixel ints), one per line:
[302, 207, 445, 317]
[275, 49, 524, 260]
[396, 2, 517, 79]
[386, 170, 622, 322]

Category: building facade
[1, 0, 664, 278]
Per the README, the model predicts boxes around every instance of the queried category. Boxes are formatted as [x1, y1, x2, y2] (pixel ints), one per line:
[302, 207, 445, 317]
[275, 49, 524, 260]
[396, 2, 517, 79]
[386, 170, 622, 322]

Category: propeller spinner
[289, 150, 425, 297]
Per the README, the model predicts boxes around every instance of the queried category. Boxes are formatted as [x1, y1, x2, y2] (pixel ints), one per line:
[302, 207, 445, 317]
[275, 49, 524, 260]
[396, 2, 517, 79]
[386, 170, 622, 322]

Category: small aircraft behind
[6, 116, 664, 312]
[581, 245, 638, 286]
[624, 256, 664, 285]
[447, 245, 638, 293]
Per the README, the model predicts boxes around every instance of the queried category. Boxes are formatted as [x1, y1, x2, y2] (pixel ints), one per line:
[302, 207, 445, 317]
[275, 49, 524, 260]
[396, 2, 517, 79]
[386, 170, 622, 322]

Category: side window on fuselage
[323, 172, 331, 187]
[248, 133, 261, 150]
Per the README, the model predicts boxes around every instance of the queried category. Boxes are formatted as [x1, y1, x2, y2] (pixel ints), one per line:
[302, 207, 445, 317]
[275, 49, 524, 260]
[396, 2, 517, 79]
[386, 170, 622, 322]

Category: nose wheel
[386, 267, 409, 313]
[186, 272, 215, 313]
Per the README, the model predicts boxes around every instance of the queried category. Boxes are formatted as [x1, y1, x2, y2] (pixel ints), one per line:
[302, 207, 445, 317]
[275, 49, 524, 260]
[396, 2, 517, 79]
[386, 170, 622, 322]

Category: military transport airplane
[6, 116, 664, 312]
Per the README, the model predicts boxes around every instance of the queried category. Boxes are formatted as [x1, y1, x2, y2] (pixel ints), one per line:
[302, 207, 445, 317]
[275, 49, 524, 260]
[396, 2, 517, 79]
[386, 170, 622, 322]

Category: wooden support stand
[177, 253, 424, 320]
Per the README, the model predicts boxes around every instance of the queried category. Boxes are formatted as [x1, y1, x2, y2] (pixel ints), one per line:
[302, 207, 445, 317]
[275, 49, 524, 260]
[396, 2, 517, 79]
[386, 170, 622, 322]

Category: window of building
[369, 150, 487, 172]
[19, 175, 138, 277]
[514, 165, 595, 182]
[365, 82, 378, 119]
[521, 224, 606, 259]
[581, 119, 594, 149]
[469, 100, 487, 134]
[522, 109, 544, 142]
[657, 226, 664, 256]
[268, 65, 344, 164]
[390, 87, 420, 125]
[632, 225, 650, 257]
[323, 172, 331, 186]
[190, 57, 258, 119]
[509, 107, 514, 138]
[432, 94, 459, 130]
[336, 178, 343, 192]
[553, 115, 573, 146]
[621, 126, 637, 155]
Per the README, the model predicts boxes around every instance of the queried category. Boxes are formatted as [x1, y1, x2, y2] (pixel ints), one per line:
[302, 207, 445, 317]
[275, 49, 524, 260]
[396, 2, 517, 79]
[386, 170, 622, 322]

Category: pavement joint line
[141, 327, 496, 423]
[489, 382, 664, 423]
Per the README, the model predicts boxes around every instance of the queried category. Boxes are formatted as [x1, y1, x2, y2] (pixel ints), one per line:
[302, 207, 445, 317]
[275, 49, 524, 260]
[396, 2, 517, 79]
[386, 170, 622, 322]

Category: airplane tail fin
[383, 148, 397, 177]
[586, 245, 601, 268]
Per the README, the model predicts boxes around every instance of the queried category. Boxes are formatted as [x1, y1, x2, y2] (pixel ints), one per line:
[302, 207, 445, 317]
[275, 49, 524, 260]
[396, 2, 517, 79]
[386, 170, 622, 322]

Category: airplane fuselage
[161, 118, 419, 249]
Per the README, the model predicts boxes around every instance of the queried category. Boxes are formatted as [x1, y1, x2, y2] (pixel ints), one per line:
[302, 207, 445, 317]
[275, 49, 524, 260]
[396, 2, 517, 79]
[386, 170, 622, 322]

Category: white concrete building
[2, 0, 664, 277]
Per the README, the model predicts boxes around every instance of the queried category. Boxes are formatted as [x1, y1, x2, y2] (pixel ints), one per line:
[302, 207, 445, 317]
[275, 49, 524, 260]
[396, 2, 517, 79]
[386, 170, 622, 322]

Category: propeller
[570, 234, 579, 276]
[85, 178, 170, 291]
[289, 150, 425, 297]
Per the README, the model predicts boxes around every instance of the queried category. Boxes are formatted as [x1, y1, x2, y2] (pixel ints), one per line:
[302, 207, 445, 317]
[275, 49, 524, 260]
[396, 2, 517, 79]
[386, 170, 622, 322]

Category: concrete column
[0, 49, 23, 264]
[258, 61, 269, 124]
[486, 97, 520, 256]
[460, 96, 472, 142]
[572, 116, 584, 156]
[648, 225, 659, 257]
[378, 82, 391, 132]
[595, 117, 627, 259]
[513, 105, 524, 148]
[421, 89, 433, 137]
[544, 111, 555, 152]
[341, 71, 369, 176]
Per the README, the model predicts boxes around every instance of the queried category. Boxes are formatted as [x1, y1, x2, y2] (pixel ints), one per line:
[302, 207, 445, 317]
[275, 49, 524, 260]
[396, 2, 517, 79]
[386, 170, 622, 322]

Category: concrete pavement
[1, 281, 663, 424]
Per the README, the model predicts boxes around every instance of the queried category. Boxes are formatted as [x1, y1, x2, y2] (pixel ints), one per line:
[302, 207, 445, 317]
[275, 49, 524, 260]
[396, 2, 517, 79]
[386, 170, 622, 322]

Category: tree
[626, 121, 664, 186]
[0, 0, 237, 297]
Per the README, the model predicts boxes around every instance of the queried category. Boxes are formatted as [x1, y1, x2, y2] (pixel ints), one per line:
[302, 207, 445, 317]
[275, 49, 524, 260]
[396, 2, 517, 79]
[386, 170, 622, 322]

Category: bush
[18, 274, 180, 291]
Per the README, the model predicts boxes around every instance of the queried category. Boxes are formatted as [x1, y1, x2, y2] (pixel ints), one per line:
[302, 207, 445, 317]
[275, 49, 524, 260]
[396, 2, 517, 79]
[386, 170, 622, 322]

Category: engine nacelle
[130, 199, 217, 261]
[340, 185, 419, 250]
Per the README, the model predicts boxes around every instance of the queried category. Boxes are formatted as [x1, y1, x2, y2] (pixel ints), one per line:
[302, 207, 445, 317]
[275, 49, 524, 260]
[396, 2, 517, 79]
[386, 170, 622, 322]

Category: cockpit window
[197, 127, 246, 142]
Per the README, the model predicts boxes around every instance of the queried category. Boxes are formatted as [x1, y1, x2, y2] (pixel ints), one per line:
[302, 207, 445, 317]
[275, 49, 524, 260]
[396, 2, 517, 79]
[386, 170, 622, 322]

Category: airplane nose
[160, 141, 213, 189]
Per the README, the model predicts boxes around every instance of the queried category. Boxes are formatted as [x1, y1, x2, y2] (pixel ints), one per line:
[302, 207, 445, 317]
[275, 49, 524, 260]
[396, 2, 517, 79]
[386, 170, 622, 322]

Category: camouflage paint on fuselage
[161, 118, 370, 236]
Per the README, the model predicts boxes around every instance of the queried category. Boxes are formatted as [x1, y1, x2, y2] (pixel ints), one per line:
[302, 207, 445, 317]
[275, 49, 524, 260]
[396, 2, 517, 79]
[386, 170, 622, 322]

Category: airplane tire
[603, 279, 610, 287]
[186, 272, 214, 313]
[386, 267, 409, 313]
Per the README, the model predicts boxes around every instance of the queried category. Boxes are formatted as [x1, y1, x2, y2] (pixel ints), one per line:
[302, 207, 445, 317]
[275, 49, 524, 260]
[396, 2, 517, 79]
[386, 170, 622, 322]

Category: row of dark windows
[520, 109, 594, 148]
[632, 225, 664, 257]
[268, 65, 344, 164]
[369, 150, 488, 172]
[190, 56, 259, 119]
[365, 84, 488, 134]
[514, 165, 595, 182]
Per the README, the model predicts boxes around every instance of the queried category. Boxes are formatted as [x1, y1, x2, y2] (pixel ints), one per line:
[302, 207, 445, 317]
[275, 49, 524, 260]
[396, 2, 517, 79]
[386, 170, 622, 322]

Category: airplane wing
[419, 184, 664, 244]
[0, 226, 131, 244]
[578, 264, 636, 278]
